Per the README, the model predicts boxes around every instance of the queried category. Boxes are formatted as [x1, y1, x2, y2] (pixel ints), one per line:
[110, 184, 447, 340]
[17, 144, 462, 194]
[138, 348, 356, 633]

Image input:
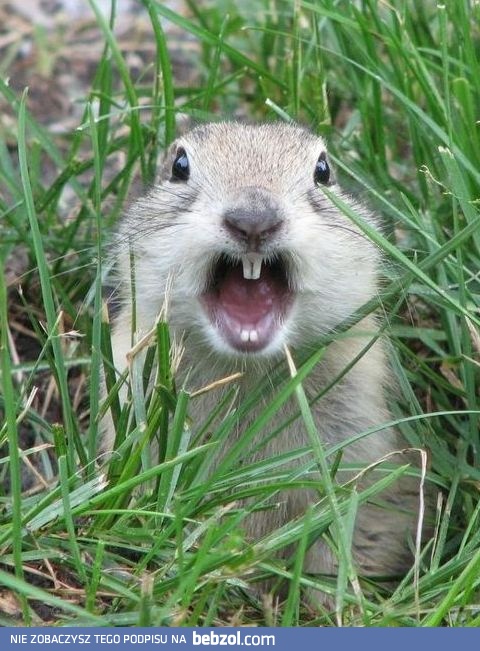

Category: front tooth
[241, 254, 263, 280]
[241, 256, 253, 280]
[248, 254, 262, 280]
[249, 329, 258, 342]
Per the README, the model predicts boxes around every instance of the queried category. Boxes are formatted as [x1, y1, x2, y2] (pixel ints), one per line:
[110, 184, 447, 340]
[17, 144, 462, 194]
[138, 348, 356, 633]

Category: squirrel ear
[174, 113, 194, 136]
[156, 141, 179, 183]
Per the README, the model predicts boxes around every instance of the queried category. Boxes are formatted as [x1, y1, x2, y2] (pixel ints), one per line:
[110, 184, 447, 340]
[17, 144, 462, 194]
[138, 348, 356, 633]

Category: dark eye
[314, 151, 330, 185]
[171, 147, 190, 181]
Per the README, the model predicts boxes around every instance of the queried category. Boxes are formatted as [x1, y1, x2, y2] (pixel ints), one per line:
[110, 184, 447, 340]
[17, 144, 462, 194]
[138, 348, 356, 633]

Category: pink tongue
[217, 265, 279, 324]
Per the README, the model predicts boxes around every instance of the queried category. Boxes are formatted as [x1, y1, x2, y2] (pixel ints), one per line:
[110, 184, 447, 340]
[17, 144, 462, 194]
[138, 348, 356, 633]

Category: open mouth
[200, 253, 294, 353]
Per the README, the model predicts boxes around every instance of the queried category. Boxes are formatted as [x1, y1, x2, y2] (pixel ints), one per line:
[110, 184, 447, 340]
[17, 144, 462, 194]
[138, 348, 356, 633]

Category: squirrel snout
[223, 186, 283, 250]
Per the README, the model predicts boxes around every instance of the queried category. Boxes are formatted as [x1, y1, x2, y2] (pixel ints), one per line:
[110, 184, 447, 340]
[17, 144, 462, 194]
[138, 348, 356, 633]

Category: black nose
[223, 187, 283, 250]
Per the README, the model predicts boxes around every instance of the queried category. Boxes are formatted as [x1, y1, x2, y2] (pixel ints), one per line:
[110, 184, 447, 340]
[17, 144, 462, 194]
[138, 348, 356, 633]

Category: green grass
[1, 0, 479, 627]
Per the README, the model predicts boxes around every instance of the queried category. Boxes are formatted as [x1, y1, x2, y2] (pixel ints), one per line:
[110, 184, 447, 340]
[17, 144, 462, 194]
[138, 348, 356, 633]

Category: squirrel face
[117, 122, 379, 358]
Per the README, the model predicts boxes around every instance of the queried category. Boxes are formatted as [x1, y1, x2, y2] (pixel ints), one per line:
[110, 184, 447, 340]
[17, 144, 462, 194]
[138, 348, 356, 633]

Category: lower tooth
[240, 329, 259, 343]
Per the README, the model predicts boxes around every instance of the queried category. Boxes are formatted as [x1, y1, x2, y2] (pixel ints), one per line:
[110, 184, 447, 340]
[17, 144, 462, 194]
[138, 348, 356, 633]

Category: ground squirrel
[105, 122, 429, 607]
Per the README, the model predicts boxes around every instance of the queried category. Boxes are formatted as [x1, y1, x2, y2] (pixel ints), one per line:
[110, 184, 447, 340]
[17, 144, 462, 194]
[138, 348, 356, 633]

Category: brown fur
[104, 122, 430, 608]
